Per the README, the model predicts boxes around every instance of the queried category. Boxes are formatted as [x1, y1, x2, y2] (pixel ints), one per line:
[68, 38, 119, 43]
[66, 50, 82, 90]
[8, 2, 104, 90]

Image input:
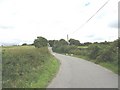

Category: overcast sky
[0, 0, 119, 45]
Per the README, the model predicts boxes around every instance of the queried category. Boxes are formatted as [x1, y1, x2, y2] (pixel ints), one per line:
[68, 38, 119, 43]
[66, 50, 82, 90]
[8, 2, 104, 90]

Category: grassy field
[2, 46, 59, 88]
[77, 46, 88, 49]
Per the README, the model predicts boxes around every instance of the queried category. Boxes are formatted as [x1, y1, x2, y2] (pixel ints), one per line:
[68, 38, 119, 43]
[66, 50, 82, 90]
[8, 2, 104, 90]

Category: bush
[52, 45, 79, 54]
[52, 45, 68, 53]
[69, 49, 80, 55]
[69, 38, 80, 46]
[96, 43, 118, 63]
[87, 44, 100, 59]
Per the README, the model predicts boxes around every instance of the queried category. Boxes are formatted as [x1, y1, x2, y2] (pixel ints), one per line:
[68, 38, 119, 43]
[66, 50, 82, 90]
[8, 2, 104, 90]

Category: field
[77, 46, 88, 49]
[2, 46, 59, 88]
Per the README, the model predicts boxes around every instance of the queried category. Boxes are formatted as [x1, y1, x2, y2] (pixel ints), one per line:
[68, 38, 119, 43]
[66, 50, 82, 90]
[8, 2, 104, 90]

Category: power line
[71, 0, 110, 34]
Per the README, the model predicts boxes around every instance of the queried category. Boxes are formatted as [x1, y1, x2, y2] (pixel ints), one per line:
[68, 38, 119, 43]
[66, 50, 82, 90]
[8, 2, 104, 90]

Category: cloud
[85, 2, 90, 6]
[93, 37, 105, 41]
[0, 26, 14, 29]
[86, 34, 95, 38]
[0, 39, 33, 46]
[109, 21, 119, 29]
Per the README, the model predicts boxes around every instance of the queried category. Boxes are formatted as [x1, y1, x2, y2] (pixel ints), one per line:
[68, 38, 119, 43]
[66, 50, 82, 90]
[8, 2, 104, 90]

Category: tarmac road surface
[48, 48, 118, 88]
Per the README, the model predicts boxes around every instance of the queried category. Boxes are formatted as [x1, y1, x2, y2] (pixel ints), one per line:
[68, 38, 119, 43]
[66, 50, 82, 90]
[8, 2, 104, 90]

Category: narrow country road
[48, 48, 118, 88]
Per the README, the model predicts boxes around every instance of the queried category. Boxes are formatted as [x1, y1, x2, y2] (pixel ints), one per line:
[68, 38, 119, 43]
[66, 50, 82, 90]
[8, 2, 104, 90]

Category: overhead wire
[70, 0, 110, 34]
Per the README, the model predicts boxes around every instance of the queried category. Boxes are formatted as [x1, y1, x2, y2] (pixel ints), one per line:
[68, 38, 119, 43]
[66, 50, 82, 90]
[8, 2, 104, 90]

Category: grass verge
[99, 62, 118, 74]
[31, 55, 60, 88]
[71, 55, 118, 74]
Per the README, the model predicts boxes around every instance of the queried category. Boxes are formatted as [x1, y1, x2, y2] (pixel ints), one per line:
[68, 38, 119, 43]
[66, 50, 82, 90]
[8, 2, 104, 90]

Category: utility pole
[67, 34, 69, 42]
[67, 34, 70, 45]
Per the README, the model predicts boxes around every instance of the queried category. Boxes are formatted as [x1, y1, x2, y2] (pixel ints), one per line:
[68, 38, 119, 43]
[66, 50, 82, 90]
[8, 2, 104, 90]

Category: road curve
[48, 48, 118, 88]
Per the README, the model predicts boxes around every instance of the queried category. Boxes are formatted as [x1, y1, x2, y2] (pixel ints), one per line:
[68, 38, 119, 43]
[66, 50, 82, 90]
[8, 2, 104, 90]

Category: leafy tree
[99, 41, 111, 45]
[48, 40, 55, 47]
[88, 45, 100, 59]
[53, 39, 68, 47]
[34, 36, 48, 48]
[69, 39, 80, 46]
[52, 39, 68, 52]
[59, 39, 68, 45]
[96, 42, 118, 63]
[22, 43, 27, 46]
[83, 42, 92, 46]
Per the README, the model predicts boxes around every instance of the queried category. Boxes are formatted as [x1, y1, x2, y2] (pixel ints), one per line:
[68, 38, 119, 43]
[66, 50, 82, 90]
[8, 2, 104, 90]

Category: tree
[52, 39, 68, 48]
[48, 40, 55, 47]
[83, 42, 92, 46]
[34, 36, 48, 48]
[59, 39, 68, 45]
[88, 45, 100, 59]
[22, 43, 27, 46]
[52, 39, 68, 52]
[69, 39, 80, 46]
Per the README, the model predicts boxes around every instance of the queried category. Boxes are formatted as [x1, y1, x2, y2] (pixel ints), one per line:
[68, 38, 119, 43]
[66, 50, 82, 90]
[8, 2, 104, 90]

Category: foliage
[87, 44, 101, 59]
[2, 46, 59, 88]
[69, 38, 80, 46]
[52, 39, 68, 53]
[22, 43, 27, 46]
[52, 44, 81, 55]
[52, 38, 119, 74]
[82, 42, 92, 46]
[59, 39, 68, 45]
[96, 43, 118, 63]
[34, 37, 48, 48]
[52, 45, 67, 53]
[48, 40, 55, 47]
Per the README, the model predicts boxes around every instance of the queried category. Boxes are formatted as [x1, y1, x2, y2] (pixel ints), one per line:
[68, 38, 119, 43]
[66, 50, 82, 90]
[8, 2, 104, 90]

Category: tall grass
[2, 46, 59, 88]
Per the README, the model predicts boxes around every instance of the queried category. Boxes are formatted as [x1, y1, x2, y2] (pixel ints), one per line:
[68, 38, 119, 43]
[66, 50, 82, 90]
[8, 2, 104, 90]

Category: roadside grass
[73, 55, 118, 74]
[2, 46, 59, 88]
[31, 55, 60, 88]
[99, 62, 118, 74]
[60, 52, 118, 74]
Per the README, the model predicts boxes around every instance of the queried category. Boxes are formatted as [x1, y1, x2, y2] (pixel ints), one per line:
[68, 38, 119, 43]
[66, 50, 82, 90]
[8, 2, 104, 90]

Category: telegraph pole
[67, 34, 70, 45]
[67, 34, 69, 42]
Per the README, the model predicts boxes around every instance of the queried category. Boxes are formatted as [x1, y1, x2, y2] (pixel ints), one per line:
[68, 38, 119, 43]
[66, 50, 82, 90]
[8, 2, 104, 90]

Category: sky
[0, 0, 119, 45]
